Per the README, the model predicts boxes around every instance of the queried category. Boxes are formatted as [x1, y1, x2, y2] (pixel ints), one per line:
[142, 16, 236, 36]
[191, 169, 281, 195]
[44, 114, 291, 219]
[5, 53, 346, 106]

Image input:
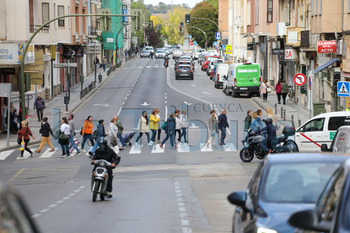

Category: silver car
[155, 49, 166, 59]
[172, 49, 184, 60]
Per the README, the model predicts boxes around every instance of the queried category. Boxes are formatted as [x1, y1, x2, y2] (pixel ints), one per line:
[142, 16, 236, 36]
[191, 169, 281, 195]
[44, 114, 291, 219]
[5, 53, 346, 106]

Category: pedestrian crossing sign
[337, 81, 350, 97]
[226, 45, 232, 54]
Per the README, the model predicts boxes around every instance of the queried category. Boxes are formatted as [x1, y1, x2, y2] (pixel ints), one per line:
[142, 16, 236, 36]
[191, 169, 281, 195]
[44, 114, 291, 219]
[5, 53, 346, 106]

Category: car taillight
[217, 74, 219, 78]
[259, 77, 261, 83]
[234, 78, 236, 87]
[190, 70, 193, 73]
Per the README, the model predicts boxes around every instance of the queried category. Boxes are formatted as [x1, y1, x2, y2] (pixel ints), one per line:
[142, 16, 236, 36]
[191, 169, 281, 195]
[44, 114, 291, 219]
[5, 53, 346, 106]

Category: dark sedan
[227, 153, 347, 233]
[289, 158, 350, 233]
[175, 64, 193, 80]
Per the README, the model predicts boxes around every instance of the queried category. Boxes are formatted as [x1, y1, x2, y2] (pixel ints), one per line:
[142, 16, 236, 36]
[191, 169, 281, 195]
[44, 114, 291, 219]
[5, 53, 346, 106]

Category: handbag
[161, 122, 167, 131]
[20, 141, 25, 151]
[58, 132, 69, 144]
[267, 87, 271, 93]
[110, 138, 118, 147]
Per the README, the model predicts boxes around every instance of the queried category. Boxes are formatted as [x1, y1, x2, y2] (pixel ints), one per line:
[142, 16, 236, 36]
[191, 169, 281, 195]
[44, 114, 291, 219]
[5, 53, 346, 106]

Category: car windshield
[157, 49, 165, 53]
[262, 162, 340, 203]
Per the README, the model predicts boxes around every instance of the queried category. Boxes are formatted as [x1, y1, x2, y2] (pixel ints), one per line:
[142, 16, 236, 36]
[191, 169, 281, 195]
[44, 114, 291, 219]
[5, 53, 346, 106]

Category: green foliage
[161, 7, 189, 45]
[187, 1, 218, 48]
[206, 0, 218, 9]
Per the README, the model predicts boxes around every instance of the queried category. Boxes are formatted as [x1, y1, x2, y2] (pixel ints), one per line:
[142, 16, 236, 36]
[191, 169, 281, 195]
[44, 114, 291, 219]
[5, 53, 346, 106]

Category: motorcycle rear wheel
[92, 180, 100, 202]
[239, 148, 254, 163]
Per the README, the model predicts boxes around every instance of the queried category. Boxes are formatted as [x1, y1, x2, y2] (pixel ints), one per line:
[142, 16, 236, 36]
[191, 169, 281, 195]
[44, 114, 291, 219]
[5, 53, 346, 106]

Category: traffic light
[179, 25, 183, 32]
[25, 74, 31, 92]
[131, 10, 141, 31]
[180, 22, 184, 27]
[149, 20, 153, 29]
[99, 8, 112, 31]
[185, 14, 190, 23]
[333, 72, 341, 92]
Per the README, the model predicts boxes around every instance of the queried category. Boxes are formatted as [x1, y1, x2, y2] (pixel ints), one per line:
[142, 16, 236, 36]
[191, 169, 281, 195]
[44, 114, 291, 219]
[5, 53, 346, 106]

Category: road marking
[129, 144, 142, 154]
[200, 143, 213, 152]
[224, 143, 237, 152]
[0, 149, 15, 160]
[201, 92, 213, 95]
[9, 168, 26, 183]
[138, 66, 143, 68]
[39, 148, 57, 158]
[177, 143, 190, 152]
[146, 66, 151, 68]
[151, 144, 165, 153]
[174, 182, 192, 233]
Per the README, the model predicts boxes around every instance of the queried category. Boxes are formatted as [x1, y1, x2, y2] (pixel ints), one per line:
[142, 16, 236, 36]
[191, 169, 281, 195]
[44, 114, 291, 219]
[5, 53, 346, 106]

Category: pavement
[0, 59, 134, 152]
[252, 90, 312, 128]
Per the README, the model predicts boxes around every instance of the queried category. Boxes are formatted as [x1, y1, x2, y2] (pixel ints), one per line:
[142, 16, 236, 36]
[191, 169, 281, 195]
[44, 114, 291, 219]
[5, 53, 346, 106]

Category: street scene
[1, 0, 350, 233]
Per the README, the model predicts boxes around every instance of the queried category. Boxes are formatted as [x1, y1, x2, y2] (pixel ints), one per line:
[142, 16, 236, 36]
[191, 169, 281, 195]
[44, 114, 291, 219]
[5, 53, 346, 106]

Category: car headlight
[257, 228, 277, 233]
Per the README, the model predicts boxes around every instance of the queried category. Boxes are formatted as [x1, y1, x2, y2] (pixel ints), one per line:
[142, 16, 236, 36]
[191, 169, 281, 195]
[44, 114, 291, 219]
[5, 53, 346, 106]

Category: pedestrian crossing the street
[0, 142, 237, 161]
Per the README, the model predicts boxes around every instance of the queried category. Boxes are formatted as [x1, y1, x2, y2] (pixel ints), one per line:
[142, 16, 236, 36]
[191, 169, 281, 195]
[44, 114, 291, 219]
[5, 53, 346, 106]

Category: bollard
[291, 115, 294, 125]
[275, 103, 278, 115]
[284, 109, 286, 120]
[299, 119, 301, 127]
[281, 107, 283, 118]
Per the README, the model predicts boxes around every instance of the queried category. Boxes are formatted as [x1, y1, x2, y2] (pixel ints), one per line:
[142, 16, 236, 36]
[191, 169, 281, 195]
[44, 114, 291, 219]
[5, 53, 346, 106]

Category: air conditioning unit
[300, 52, 309, 66]
[337, 39, 343, 55]
[276, 22, 286, 36]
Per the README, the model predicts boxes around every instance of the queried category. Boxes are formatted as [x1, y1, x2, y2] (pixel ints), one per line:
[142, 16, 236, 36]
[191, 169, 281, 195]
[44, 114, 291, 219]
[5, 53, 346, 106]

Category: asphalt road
[0, 56, 263, 233]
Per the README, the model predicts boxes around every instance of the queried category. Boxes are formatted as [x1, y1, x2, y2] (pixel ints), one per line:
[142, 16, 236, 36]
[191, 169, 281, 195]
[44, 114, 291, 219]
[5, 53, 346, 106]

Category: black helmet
[97, 137, 107, 151]
[263, 118, 273, 125]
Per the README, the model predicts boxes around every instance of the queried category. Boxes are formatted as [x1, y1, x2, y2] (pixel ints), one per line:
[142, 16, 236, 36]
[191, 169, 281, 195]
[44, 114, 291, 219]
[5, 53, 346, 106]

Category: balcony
[75, 0, 80, 5]
[30, 25, 49, 33]
[88, 26, 98, 36]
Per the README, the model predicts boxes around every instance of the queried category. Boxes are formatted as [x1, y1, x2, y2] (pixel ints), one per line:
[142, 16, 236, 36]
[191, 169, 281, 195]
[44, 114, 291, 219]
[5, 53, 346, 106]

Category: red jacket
[18, 127, 33, 140]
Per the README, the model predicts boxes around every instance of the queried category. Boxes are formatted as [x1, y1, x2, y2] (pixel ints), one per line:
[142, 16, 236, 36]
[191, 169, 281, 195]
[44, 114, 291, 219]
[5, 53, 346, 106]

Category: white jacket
[175, 116, 181, 130]
[60, 123, 70, 136]
[109, 122, 118, 137]
[180, 115, 188, 128]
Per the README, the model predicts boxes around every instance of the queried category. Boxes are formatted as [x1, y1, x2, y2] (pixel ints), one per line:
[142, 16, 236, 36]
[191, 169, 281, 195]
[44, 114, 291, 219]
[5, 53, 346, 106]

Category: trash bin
[313, 102, 326, 116]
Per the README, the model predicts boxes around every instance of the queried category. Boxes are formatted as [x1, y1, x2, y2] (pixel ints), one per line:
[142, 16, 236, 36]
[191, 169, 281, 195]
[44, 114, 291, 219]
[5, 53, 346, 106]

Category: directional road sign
[293, 73, 307, 86]
[337, 81, 350, 97]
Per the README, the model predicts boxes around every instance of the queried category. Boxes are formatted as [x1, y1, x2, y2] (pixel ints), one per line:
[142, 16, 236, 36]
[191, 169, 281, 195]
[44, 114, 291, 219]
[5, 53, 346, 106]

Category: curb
[0, 58, 136, 153]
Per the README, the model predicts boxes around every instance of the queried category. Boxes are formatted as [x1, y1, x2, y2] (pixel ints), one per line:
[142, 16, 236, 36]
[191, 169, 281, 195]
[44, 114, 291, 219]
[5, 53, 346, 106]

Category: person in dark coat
[244, 110, 252, 131]
[256, 118, 276, 151]
[218, 109, 229, 145]
[160, 113, 176, 149]
[35, 117, 54, 153]
[33, 94, 45, 121]
[91, 138, 120, 198]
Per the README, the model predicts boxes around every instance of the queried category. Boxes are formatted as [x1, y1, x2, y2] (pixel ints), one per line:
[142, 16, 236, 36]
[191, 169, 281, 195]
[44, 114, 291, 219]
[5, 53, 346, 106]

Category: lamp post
[185, 26, 207, 50]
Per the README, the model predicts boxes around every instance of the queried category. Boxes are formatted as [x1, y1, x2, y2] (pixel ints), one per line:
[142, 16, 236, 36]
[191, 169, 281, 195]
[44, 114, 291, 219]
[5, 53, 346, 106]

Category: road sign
[213, 41, 218, 46]
[226, 45, 232, 54]
[54, 63, 78, 68]
[337, 81, 350, 97]
[221, 45, 226, 50]
[215, 32, 221, 40]
[194, 41, 198, 46]
[190, 41, 194, 45]
[293, 73, 307, 86]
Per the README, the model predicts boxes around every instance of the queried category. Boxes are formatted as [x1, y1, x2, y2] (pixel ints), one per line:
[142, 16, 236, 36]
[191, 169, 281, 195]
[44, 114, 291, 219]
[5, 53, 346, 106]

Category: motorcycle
[240, 123, 297, 163]
[91, 159, 114, 202]
[164, 59, 169, 68]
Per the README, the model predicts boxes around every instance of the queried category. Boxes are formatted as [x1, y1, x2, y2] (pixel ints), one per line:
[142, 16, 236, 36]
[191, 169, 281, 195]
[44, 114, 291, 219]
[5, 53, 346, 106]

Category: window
[58, 5, 64, 27]
[255, 0, 259, 25]
[299, 118, 325, 132]
[348, 0, 350, 13]
[267, 0, 273, 23]
[328, 117, 346, 131]
[42, 3, 49, 25]
[311, 0, 314, 16]
[315, 0, 318, 15]
[319, 0, 322, 15]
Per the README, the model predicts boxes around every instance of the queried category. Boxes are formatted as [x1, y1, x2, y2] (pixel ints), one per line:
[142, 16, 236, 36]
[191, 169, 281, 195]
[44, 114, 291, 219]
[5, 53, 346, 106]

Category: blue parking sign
[215, 32, 221, 40]
[337, 81, 350, 97]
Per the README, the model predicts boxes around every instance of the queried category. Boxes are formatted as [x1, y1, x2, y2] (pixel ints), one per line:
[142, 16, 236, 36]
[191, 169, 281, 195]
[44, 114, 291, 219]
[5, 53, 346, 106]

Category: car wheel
[175, 76, 178, 80]
[256, 92, 261, 97]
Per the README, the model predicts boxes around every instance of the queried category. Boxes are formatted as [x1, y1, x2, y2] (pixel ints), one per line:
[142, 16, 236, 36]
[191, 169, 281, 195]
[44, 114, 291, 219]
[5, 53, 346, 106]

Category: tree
[162, 7, 189, 45]
[187, 1, 218, 49]
[206, 0, 218, 10]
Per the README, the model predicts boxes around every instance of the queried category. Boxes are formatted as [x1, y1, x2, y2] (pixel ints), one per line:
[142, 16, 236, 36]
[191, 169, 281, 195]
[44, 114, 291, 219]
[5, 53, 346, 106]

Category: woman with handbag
[149, 108, 160, 145]
[108, 116, 119, 148]
[59, 117, 71, 158]
[260, 79, 269, 102]
[206, 110, 219, 148]
[17, 120, 35, 158]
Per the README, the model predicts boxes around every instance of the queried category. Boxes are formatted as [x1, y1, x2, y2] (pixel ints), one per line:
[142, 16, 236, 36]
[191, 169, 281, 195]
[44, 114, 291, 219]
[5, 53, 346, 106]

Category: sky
[143, 0, 203, 8]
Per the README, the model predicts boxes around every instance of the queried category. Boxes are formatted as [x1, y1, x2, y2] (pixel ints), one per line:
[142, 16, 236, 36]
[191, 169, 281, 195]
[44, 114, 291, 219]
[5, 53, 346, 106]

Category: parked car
[198, 53, 209, 65]
[207, 59, 223, 77]
[295, 112, 350, 152]
[227, 153, 347, 233]
[213, 63, 229, 89]
[175, 64, 194, 80]
[289, 158, 350, 233]
[223, 63, 261, 97]
[192, 48, 206, 60]
[172, 49, 184, 59]
[321, 124, 350, 153]
[207, 49, 219, 56]
[201, 55, 220, 71]
[155, 48, 166, 59]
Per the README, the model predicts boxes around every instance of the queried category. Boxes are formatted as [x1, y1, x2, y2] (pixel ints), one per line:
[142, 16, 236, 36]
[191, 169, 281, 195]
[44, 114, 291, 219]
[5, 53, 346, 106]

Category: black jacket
[92, 146, 120, 165]
[40, 122, 53, 137]
[218, 114, 229, 128]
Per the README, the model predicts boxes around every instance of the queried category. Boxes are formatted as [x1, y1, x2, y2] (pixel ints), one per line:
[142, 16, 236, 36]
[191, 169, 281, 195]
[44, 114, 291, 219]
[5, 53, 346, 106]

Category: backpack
[161, 122, 167, 131]
[92, 130, 97, 139]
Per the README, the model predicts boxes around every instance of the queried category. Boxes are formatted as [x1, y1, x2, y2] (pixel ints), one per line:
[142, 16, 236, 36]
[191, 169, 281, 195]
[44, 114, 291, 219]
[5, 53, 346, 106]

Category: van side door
[295, 118, 325, 152]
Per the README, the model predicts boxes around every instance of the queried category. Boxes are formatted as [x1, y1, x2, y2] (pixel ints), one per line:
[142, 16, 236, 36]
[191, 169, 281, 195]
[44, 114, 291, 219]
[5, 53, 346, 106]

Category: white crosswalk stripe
[224, 143, 237, 152]
[151, 144, 165, 153]
[177, 143, 190, 152]
[200, 143, 213, 152]
[129, 144, 143, 154]
[39, 148, 58, 158]
[0, 149, 15, 160]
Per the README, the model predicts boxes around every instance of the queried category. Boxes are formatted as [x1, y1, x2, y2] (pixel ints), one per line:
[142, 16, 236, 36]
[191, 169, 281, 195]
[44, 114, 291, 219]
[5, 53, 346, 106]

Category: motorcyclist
[164, 54, 169, 67]
[90, 137, 121, 198]
[150, 51, 154, 59]
[256, 118, 277, 151]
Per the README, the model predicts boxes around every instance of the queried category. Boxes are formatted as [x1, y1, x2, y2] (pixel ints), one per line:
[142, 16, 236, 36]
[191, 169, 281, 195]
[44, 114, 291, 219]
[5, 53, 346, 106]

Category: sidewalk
[0, 60, 132, 152]
[251, 91, 312, 127]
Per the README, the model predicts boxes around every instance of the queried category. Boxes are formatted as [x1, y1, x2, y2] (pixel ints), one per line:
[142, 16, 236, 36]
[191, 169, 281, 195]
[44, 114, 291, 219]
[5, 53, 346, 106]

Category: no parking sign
[293, 73, 307, 86]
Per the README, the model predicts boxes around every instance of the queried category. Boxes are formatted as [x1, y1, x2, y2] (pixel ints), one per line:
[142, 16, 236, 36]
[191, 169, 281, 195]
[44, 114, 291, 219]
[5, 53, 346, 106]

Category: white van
[295, 111, 350, 152]
[213, 63, 229, 89]
[321, 125, 350, 153]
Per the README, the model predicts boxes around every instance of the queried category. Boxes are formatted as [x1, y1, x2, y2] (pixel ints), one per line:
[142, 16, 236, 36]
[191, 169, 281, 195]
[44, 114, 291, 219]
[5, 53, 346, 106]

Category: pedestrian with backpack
[35, 117, 55, 153]
[159, 113, 176, 149]
[81, 116, 94, 153]
[59, 117, 70, 158]
[115, 116, 125, 149]
[68, 114, 81, 155]
[89, 119, 106, 156]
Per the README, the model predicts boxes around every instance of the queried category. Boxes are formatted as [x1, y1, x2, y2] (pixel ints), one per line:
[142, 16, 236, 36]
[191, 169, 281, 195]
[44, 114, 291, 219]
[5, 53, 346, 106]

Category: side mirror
[321, 144, 330, 152]
[289, 209, 331, 232]
[227, 191, 247, 207]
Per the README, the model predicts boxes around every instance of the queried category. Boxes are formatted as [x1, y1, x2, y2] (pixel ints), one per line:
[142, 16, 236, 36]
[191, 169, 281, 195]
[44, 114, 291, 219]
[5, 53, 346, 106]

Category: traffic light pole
[185, 26, 207, 50]
[19, 13, 136, 120]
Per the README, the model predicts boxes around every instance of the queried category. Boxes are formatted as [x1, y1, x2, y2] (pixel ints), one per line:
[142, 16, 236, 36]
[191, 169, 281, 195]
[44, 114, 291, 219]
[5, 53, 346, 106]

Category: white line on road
[0, 149, 15, 160]
[201, 92, 213, 95]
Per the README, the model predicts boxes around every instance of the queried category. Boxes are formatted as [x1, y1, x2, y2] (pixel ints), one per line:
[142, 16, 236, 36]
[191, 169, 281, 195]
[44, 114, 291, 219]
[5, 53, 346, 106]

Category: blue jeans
[117, 134, 125, 147]
[161, 133, 175, 147]
[220, 127, 226, 144]
[60, 142, 70, 156]
[151, 129, 157, 142]
[91, 137, 102, 154]
[81, 134, 94, 150]
[69, 134, 80, 153]
[181, 127, 187, 142]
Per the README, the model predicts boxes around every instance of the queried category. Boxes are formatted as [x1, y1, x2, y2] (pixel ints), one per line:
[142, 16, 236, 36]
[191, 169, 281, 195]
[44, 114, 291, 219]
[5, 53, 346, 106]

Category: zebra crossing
[0, 142, 237, 161]
[123, 65, 173, 70]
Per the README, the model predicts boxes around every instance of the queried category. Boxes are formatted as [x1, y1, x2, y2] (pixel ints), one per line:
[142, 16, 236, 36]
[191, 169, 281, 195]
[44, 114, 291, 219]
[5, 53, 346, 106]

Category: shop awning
[312, 58, 338, 75]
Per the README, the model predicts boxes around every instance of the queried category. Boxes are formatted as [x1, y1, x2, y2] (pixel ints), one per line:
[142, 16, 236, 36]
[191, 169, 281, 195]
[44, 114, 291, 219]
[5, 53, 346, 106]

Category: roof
[312, 111, 350, 119]
[266, 153, 348, 164]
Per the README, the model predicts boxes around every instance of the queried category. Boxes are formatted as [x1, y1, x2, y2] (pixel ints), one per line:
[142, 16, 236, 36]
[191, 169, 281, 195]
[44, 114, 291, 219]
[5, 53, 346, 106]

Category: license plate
[240, 88, 247, 90]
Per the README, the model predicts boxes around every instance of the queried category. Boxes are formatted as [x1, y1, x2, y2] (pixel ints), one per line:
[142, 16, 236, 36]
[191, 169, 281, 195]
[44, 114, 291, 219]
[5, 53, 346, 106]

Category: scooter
[239, 124, 296, 163]
[164, 59, 169, 68]
[91, 159, 113, 202]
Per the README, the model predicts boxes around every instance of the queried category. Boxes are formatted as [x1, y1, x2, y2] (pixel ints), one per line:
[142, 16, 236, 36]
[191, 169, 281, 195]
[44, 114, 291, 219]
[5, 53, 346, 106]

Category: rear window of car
[262, 162, 341, 203]
[179, 66, 191, 70]
[328, 117, 346, 131]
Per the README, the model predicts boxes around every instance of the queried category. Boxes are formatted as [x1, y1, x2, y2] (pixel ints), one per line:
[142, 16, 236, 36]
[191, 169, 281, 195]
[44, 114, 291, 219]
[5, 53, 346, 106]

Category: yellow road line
[9, 168, 26, 183]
